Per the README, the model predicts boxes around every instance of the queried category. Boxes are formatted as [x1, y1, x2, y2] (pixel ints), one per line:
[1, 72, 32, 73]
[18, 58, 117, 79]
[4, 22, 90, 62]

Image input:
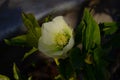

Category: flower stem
[54, 58, 59, 66]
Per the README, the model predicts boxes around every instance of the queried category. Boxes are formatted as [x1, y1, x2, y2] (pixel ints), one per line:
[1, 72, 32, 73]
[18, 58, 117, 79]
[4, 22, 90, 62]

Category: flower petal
[38, 38, 64, 58]
[63, 36, 74, 54]
[41, 22, 56, 44]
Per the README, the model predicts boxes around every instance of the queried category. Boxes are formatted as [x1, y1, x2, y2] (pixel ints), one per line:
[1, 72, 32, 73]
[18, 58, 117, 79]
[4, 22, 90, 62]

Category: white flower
[38, 16, 74, 59]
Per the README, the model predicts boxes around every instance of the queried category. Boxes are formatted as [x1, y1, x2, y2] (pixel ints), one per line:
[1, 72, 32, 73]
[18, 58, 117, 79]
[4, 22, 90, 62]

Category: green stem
[54, 58, 59, 66]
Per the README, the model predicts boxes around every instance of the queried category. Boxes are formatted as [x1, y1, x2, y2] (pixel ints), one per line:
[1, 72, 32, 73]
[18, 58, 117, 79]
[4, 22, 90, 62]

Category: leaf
[84, 64, 96, 80]
[13, 63, 20, 80]
[93, 47, 102, 66]
[4, 13, 41, 48]
[93, 47, 108, 80]
[69, 47, 85, 79]
[80, 8, 107, 80]
[25, 14, 40, 28]
[23, 13, 41, 39]
[82, 8, 101, 50]
[58, 58, 74, 80]
[69, 47, 84, 70]
[75, 20, 85, 46]
[22, 13, 41, 48]
[22, 13, 41, 38]
[35, 27, 41, 39]
[13, 63, 26, 80]
[22, 47, 38, 60]
[100, 22, 119, 35]
[28, 76, 32, 80]
[4, 35, 27, 46]
[22, 16, 38, 47]
[0, 74, 10, 80]
[44, 15, 53, 22]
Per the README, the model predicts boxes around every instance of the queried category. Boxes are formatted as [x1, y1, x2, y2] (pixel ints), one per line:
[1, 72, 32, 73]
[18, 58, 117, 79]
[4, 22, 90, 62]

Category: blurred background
[0, 0, 120, 80]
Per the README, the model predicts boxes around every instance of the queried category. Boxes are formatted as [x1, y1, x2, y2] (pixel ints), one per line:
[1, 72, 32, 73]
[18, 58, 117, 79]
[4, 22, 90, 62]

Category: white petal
[38, 38, 64, 58]
[38, 38, 56, 55]
[42, 22, 58, 33]
[53, 16, 71, 32]
[63, 36, 74, 54]
[53, 16, 73, 36]
[42, 16, 66, 34]
[41, 22, 55, 44]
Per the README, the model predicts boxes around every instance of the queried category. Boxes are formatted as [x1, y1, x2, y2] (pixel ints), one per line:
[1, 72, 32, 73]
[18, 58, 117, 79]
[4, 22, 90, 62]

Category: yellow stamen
[55, 32, 69, 49]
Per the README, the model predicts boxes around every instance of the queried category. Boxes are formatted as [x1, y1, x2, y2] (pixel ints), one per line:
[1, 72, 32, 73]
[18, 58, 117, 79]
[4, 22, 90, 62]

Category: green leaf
[25, 14, 40, 28]
[4, 35, 27, 46]
[69, 47, 85, 79]
[28, 76, 32, 80]
[44, 15, 53, 22]
[69, 47, 83, 70]
[93, 47, 102, 66]
[93, 47, 108, 80]
[80, 8, 108, 80]
[75, 20, 85, 46]
[22, 47, 38, 60]
[23, 13, 41, 39]
[35, 27, 41, 39]
[101, 22, 119, 35]
[22, 13, 41, 38]
[22, 16, 38, 47]
[4, 13, 41, 48]
[0, 74, 10, 80]
[82, 8, 101, 50]
[22, 13, 41, 48]
[58, 58, 74, 80]
[13, 63, 20, 80]
[13, 63, 26, 80]
[84, 64, 96, 80]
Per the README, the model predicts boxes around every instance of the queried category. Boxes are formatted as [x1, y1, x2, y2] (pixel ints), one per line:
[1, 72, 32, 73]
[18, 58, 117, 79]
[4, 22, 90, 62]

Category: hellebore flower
[38, 16, 74, 59]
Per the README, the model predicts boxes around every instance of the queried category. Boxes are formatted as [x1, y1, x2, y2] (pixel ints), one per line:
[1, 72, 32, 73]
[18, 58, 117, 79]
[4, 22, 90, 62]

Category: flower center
[55, 32, 70, 49]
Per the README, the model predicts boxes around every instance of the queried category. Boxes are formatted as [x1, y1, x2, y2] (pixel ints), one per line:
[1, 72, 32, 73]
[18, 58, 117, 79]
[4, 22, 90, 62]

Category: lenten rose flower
[38, 16, 74, 59]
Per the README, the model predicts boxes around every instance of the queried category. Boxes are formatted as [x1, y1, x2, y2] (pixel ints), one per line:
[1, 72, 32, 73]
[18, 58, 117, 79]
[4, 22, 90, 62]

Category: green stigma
[55, 32, 70, 49]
